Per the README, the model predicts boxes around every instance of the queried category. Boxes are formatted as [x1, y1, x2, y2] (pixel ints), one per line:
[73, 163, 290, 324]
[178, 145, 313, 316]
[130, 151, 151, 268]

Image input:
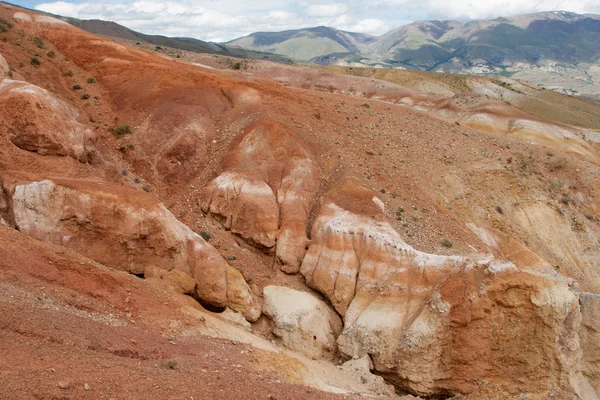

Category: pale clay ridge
[299, 181, 598, 397]
[201, 120, 320, 274]
[11, 180, 261, 321]
[0, 79, 94, 163]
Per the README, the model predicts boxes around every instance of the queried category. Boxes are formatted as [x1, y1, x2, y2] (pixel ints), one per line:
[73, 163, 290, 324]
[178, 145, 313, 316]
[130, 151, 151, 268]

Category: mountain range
[227, 11, 600, 97]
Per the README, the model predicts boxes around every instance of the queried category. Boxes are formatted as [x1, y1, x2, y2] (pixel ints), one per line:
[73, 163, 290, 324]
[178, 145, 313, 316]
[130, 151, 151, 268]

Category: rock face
[0, 53, 9, 77]
[0, 181, 12, 227]
[0, 79, 94, 163]
[201, 120, 320, 273]
[301, 178, 589, 397]
[9, 179, 260, 321]
[263, 285, 342, 360]
[579, 293, 600, 398]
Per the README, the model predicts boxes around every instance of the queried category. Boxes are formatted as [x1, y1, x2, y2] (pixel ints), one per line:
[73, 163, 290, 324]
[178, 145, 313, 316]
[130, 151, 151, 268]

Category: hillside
[226, 26, 374, 61]
[1, 2, 600, 400]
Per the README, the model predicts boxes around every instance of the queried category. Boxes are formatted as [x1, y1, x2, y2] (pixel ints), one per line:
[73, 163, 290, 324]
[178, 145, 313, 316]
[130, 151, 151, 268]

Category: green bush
[114, 124, 132, 137]
[29, 56, 41, 66]
[199, 231, 211, 241]
[0, 18, 13, 32]
[87, 77, 96, 84]
[33, 36, 45, 49]
[441, 239, 453, 248]
[80, 93, 90, 100]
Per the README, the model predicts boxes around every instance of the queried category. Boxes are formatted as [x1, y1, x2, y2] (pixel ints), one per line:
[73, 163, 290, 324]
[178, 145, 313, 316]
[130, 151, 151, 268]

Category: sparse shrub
[64, 70, 74, 77]
[142, 186, 151, 193]
[571, 217, 585, 232]
[516, 153, 532, 171]
[121, 169, 128, 176]
[155, 45, 162, 50]
[380, 188, 386, 194]
[18, 61, 24, 68]
[549, 157, 567, 171]
[560, 194, 572, 205]
[362, 103, 371, 108]
[548, 179, 565, 192]
[134, 177, 140, 184]
[114, 124, 132, 137]
[80, 93, 90, 100]
[546, 151, 555, 157]
[29, 56, 40, 66]
[160, 359, 178, 370]
[128, 144, 134, 149]
[441, 238, 453, 248]
[495, 205, 504, 214]
[366, 151, 375, 156]
[0, 17, 13, 32]
[199, 231, 211, 241]
[46, 51, 55, 58]
[87, 77, 96, 84]
[33, 36, 45, 49]
[231, 62, 242, 70]
[314, 112, 321, 120]
[72, 83, 82, 90]
[396, 207, 404, 221]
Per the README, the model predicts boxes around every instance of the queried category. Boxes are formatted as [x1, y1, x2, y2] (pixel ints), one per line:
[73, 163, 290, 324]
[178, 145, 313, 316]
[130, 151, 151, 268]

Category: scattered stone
[57, 381, 70, 390]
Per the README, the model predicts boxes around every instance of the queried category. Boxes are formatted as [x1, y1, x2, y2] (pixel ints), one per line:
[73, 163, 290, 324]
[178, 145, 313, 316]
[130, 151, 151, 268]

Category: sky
[9, 0, 600, 42]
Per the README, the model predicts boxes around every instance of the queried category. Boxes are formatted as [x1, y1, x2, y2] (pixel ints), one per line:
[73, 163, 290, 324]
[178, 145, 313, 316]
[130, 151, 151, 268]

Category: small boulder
[263, 285, 342, 360]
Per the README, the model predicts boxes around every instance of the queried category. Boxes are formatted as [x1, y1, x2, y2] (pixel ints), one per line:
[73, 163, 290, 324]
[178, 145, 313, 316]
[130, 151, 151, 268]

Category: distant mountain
[65, 18, 226, 54]
[226, 26, 375, 61]
[365, 11, 600, 70]
[228, 11, 600, 97]
[60, 17, 295, 63]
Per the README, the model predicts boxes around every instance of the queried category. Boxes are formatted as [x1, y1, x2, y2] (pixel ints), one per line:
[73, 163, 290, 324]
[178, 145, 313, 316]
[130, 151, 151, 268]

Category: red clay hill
[1, 3, 600, 400]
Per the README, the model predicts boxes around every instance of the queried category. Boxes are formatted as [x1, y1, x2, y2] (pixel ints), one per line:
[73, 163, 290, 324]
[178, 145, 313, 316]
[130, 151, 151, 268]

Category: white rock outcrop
[263, 285, 342, 360]
[10, 179, 261, 321]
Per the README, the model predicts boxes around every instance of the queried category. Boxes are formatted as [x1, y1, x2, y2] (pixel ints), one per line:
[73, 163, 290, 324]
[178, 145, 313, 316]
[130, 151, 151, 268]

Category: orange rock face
[0, 79, 95, 163]
[8, 178, 260, 321]
[201, 120, 320, 273]
[302, 178, 588, 396]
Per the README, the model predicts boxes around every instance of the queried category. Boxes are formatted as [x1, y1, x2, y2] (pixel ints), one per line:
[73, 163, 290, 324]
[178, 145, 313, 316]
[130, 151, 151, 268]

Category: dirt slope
[1, 3, 600, 400]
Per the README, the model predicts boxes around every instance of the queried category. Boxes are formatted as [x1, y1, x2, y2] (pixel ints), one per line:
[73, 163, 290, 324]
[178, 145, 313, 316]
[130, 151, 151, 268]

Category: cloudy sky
[11, 0, 600, 42]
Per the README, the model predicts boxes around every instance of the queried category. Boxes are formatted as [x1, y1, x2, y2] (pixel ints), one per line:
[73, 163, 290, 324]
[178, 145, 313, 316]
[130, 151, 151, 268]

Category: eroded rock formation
[201, 119, 320, 273]
[300, 178, 590, 397]
[9, 178, 260, 321]
[263, 285, 342, 360]
[0, 79, 94, 163]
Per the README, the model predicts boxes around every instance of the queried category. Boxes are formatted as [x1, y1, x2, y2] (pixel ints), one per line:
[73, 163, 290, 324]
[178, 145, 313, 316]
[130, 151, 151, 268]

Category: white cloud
[352, 18, 390, 34]
[33, 0, 600, 42]
[306, 3, 348, 17]
[375, 0, 600, 20]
